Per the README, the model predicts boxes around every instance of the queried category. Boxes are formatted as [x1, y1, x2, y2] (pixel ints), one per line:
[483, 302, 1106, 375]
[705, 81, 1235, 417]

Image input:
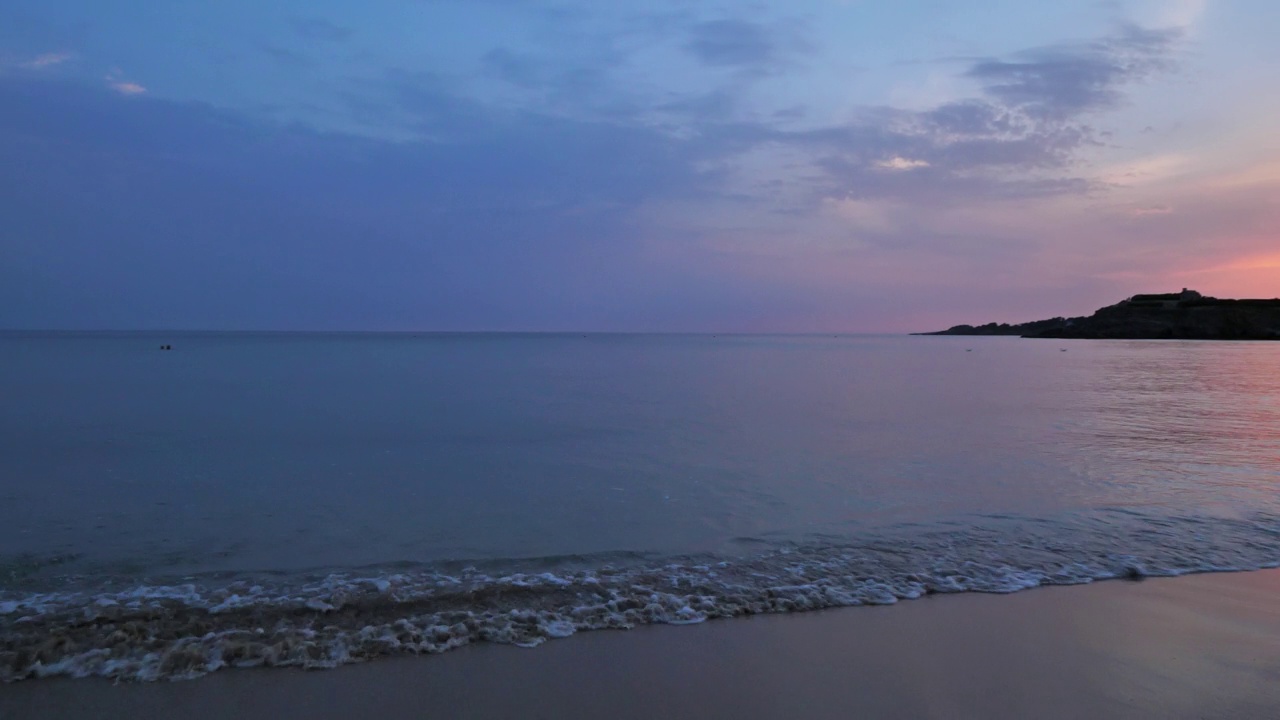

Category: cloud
[965, 25, 1180, 120]
[725, 24, 1186, 212]
[0, 13, 1242, 333]
[108, 80, 146, 95]
[104, 68, 146, 95]
[686, 20, 777, 67]
[0, 78, 714, 331]
[349, 17, 1192, 314]
[258, 44, 315, 69]
[481, 48, 543, 87]
[682, 18, 808, 74]
[19, 52, 73, 70]
[876, 157, 930, 171]
[289, 17, 354, 42]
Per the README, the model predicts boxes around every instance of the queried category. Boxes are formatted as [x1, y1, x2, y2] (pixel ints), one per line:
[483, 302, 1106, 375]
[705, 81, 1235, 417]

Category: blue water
[2, 332, 1279, 680]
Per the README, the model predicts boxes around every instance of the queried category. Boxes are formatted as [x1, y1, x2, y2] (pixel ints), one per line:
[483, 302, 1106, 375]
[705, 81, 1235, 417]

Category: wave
[3, 510, 1279, 682]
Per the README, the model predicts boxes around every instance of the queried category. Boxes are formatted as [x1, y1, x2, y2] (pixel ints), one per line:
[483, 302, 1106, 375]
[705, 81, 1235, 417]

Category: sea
[2, 332, 1279, 681]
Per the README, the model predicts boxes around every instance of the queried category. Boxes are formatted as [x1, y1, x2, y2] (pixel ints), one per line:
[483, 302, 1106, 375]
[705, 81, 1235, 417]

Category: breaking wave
[3, 510, 1279, 682]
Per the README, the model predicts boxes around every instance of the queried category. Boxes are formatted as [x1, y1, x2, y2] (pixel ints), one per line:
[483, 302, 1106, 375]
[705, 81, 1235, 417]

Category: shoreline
[4, 568, 1280, 719]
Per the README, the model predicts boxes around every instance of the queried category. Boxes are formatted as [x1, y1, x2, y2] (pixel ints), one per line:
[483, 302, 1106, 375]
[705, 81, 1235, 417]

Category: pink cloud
[107, 80, 147, 95]
[19, 52, 73, 70]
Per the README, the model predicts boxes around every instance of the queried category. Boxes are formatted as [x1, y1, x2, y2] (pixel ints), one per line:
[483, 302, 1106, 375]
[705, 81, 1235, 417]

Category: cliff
[918, 291, 1280, 340]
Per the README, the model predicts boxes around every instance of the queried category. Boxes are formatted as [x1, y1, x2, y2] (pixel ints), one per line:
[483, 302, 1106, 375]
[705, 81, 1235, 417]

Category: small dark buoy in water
[965, 348, 972, 352]
[1060, 348, 1067, 352]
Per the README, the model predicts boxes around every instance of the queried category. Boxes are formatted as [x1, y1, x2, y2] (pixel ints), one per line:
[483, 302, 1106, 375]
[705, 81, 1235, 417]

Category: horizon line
[0, 328, 918, 337]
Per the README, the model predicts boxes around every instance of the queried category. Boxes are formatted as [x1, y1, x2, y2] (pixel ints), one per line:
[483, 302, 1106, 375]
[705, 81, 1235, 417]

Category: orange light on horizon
[1171, 250, 1280, 298]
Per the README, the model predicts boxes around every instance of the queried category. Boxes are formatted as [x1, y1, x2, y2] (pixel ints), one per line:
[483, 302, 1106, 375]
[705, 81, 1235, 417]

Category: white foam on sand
[3, 510, 1279, 683]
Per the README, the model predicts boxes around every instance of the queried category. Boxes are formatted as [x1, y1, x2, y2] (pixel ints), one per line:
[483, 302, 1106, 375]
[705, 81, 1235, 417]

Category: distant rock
[916, 289, 1280, 340]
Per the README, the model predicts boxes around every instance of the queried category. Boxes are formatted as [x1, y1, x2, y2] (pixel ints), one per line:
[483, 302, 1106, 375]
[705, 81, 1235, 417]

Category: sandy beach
[3, 568, 1278, 719]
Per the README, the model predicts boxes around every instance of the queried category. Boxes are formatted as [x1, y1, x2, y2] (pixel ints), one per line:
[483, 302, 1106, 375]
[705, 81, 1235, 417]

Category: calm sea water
[2, 332, 1279, 680]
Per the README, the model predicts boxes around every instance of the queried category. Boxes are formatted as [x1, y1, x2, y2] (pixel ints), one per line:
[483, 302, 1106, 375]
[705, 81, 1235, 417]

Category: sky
[1, 0, 1278, 332]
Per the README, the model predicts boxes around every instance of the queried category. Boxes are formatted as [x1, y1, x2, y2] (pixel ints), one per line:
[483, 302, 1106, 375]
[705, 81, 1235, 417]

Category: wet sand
[4, 569, 1280, 719]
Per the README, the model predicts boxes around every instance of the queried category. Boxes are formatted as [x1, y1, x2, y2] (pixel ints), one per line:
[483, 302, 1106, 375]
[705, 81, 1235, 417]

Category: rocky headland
[918, 290, 1280, 340]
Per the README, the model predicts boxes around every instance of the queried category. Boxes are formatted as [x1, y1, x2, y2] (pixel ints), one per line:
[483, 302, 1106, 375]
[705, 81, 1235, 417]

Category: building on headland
[1122, 288, 1203, 309]
[920, 288, 1280, 339]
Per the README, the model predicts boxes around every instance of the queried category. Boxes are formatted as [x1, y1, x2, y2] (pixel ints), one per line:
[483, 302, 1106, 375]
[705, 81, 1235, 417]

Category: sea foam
[2, 510, 1279, 682]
